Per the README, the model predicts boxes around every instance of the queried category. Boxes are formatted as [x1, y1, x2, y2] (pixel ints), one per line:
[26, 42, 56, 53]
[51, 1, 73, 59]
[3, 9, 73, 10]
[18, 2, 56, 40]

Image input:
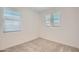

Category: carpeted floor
[3, 38, 79, 52]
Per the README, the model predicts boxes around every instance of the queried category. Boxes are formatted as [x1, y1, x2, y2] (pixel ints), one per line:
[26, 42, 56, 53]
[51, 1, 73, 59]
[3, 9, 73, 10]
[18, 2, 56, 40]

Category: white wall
[0, 7, 40, 50]
[0, 8, 3, 49]
[40, 7, 79, 48]
[0, 7, 79, 50]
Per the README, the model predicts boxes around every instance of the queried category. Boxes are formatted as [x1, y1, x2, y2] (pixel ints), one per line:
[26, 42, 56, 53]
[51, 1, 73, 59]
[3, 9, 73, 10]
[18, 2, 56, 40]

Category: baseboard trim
[0, 36, 38, 51]
[40, 37, 79, 49]
[1, 37, 79, 51]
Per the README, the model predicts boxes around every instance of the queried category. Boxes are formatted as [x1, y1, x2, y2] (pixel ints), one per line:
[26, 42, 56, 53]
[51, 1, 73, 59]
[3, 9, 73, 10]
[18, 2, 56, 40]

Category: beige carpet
[4, 38, 79, 52]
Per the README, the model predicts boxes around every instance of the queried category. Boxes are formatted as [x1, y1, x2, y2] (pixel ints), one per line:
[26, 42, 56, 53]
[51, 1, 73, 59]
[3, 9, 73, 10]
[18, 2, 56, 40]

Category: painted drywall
[0, 8, 3, 49]
[0, 7, 79, 50]
[0, 7, 40, 50]
[40, 7, 79, 48]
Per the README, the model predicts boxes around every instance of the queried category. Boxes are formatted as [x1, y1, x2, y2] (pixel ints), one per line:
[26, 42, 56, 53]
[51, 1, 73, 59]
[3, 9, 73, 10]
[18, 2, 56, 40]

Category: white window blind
[44, 11, 61, 27]
[44, 14, 52, 27]
[3, 8, 21, 32]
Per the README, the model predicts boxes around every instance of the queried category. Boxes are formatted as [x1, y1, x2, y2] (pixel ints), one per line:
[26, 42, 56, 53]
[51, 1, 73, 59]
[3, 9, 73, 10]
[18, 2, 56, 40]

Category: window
[44, 14, 52, 27]
[3, 8, 21, 32]
[51, 11, 61, 26]
[44, 11, 61, 27]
